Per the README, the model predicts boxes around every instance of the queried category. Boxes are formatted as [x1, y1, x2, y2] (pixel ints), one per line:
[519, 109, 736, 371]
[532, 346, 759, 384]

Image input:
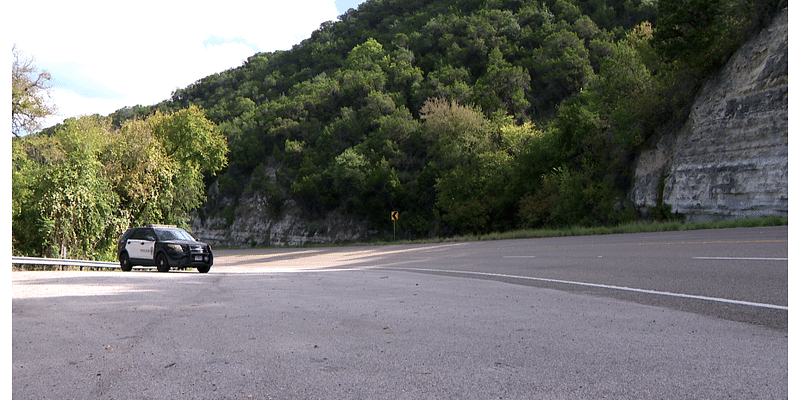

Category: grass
[380, 215, 788, 245]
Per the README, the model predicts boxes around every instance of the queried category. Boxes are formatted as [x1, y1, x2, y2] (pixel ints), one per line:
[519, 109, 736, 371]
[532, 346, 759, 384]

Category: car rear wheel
[197, 265, 211, 273]
[156, 254, 170, 273]
[119, 252, 132, 272]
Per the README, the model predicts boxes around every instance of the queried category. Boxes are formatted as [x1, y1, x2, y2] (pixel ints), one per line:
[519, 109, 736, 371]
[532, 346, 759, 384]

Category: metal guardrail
[12, 256, 119, 270]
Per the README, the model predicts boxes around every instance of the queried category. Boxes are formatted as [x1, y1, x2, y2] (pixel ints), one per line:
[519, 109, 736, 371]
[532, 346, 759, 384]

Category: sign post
[390, 211, 399, 241]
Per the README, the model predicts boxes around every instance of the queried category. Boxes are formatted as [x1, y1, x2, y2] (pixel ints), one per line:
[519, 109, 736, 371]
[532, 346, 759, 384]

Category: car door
[126, 228, 156, 263]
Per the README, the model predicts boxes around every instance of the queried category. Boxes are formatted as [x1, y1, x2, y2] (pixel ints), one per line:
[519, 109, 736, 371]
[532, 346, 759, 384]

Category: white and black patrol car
[118, 225, 213, 273]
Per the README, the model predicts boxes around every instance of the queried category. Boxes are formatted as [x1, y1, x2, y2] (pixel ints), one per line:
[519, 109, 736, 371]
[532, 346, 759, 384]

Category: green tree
[149, 104, 229, 175]
[598, 22, 658, 147]
[420, 98, 492, 166]
[103, 118, 175, 226]
[473, 47, 531, 119]
[527, 29, 596, 115]
[654, 0, 723, 72]
[655, 0, 781, 75]
[12, 106, 229, 260]
[420, 98, 541, 234]
[12, 116, 125, 259]
[332, 147, 369, 212]
[419, 64, 473, 106]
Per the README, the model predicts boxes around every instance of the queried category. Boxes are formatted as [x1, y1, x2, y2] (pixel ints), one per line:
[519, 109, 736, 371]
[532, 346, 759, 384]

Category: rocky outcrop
[630, 7, 788, 221]
[190, 168, 373, 247]
[191, 196, 373, 247]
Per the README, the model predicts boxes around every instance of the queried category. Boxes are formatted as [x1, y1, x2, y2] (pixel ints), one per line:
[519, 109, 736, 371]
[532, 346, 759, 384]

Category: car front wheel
[197, 265, 211, 273]
[156, 254, 170, 273]
[119, 252, 132, 272]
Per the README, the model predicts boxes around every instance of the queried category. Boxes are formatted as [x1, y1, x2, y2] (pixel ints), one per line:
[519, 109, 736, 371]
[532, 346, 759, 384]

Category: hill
[19, 0, 785, 253]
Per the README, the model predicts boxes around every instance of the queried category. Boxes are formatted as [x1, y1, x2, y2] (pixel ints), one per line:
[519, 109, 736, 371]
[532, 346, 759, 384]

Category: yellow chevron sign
[390, 211, 399, 221]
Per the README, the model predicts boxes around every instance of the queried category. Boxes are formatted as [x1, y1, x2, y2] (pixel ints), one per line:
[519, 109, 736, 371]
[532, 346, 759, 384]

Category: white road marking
[381, 267, 788, 311]
[502, 256, 537, 258]
[693, 257, 788, 261]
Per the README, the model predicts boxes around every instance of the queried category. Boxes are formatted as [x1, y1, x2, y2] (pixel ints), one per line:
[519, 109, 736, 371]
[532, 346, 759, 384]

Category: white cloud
[11, 0, 342, 126]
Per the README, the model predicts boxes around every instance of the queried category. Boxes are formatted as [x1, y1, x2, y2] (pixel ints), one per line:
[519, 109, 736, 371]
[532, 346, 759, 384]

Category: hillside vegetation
[13, 107, 228, 259]
[13, 0, 783, 258]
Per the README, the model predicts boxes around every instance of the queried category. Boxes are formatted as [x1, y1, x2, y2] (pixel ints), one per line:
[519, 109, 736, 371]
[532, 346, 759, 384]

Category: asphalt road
[12, 227, 788, 399]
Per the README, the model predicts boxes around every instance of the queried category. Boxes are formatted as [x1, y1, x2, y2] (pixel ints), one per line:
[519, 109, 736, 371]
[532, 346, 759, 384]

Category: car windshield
[156, 228, 196, 242]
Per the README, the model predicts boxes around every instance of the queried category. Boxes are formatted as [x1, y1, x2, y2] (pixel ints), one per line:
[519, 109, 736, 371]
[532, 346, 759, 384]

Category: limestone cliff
[629, 7, 788, 221]
[190, 202, 371, 247]
[190, 171, 373, 247]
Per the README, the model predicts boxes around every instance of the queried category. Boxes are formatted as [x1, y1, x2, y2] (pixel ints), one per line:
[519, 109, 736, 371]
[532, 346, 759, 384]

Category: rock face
[191, 197, 373, 247]
[190, 172, 373, 248]
[630, 7, 788, 221]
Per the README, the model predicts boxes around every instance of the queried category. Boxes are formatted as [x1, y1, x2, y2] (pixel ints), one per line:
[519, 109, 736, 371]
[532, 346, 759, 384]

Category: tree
[473, 47, 531, 119]
[654, 0, 779, 76]
[12, 107, 229, 260]
[148, 104, 229, 175]
[598, 23, 658, 147]
[527, 29, 596, 115]
[12, 116, 126, 259]
[11, 45, 57, 137]
[419, 98, 540, 234]
[420, 98, 492, 166]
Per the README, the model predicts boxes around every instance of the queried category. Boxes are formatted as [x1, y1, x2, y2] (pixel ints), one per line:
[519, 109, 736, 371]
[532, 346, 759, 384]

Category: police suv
[118, 225, 213, 273]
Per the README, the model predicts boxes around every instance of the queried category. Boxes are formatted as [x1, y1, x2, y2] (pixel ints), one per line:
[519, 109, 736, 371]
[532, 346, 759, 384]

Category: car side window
[142, 229, 156, 241]
[129, 229, 143, 240]
[129, 228, 156, 241]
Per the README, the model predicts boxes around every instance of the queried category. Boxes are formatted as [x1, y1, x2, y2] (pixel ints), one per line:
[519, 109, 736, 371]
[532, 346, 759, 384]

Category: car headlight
[167, 244, 184, 253]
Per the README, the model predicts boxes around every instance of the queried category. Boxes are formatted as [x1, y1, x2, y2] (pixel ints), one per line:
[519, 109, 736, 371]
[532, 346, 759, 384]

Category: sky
[10, 0, 367, 129]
